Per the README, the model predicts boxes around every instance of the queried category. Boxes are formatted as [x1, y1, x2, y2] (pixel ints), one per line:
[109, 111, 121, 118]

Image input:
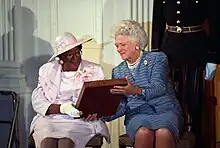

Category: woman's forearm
[45, 104, 61, 115]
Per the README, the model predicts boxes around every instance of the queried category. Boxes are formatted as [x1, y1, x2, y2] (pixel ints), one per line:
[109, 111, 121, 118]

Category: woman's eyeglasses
[61, 48, 82, 59]
[66, 50, 82, 59]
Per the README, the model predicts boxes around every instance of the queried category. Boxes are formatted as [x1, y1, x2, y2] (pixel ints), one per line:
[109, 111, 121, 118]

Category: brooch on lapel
[144, 60, 148, 66]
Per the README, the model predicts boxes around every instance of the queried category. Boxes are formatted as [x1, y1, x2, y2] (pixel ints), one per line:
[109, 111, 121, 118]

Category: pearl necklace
[127, 51, 143, 68]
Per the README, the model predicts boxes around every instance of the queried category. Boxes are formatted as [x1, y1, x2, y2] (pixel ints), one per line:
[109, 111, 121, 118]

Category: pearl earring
[55, 57, 63, 64]
[135, 46, 139, 50]
[59, 60, 64, 65]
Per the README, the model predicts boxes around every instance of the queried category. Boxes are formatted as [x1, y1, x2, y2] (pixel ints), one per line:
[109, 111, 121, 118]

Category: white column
[0, 0, 16, 61]
[0, 1, 34, 148]
[50, 0, 59, 44]
[93, 0, 103, 44]
[131, 0, 138, 20]
[131, 0, 153, 24]
[131, 0, 154, 50]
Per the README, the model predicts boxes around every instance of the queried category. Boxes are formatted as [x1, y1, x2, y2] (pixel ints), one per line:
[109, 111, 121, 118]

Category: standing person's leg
[169, 67, 185, 108]
[185, 68, 203, 147]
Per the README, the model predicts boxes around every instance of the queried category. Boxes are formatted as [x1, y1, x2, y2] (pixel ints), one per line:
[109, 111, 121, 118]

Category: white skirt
[32, 116, 110, 148]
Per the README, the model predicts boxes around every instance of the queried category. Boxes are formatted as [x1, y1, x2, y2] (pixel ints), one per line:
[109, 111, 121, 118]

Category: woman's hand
[110, 77, 142, 95]
[60, 102, 98, 121]
[60, 102, 82, 117]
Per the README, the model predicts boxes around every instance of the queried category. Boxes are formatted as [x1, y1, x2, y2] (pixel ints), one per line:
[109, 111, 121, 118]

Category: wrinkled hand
[205, 63, 217, 80]
[110, 77, 140, 95]
[60, 102, 82, 118]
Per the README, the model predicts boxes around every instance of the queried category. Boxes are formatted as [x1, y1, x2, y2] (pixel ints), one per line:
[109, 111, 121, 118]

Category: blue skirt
[125, 104, 184, 144]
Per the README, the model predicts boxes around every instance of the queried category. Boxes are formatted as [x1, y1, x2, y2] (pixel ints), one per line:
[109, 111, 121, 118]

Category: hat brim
[48, 37, 92, 62]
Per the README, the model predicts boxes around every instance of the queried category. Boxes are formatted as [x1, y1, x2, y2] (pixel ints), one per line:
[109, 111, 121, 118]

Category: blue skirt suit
[104, 51, 183, 144]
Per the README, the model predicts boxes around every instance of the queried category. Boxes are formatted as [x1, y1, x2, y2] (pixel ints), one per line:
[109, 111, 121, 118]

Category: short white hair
[112, 19, 148, 50]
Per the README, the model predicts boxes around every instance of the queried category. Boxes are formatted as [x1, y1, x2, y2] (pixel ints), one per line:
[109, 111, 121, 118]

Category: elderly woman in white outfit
[30, 32, 110, 148]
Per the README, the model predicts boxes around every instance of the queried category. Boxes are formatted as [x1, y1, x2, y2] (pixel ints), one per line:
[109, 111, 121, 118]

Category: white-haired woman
[103, 20, 183, 148]
[30, 32, 110, 148]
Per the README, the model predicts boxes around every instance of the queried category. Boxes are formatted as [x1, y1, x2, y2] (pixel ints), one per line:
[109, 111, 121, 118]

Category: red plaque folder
[75, 78, 127, 118]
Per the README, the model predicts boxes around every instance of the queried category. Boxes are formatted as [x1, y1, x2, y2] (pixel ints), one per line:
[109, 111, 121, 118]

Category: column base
[0, 60, 34, 148]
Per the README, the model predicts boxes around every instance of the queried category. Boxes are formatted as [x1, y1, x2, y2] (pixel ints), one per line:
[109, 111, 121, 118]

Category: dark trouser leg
[185, 68, 203, 148]
[170, 67, 203, 148]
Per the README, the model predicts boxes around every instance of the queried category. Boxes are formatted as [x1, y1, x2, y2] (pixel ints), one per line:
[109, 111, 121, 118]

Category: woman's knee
[41, 137, 58, 148]
[135, 127, 154, 138]
[155, 128, 176, 148]
[58, 137, 75, 148]
[155, 128, 173, 138]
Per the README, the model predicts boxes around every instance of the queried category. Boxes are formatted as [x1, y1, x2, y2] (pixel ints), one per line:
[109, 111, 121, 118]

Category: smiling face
[115, 35, 141, 64]
[58, 45, 82, 71]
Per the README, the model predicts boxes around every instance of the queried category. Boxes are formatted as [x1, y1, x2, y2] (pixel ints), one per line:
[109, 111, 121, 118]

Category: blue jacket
[103, 51, 182, 123]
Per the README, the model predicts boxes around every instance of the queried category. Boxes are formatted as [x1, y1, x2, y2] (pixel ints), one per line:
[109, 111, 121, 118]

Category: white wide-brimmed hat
[48, 32, 92, 62]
